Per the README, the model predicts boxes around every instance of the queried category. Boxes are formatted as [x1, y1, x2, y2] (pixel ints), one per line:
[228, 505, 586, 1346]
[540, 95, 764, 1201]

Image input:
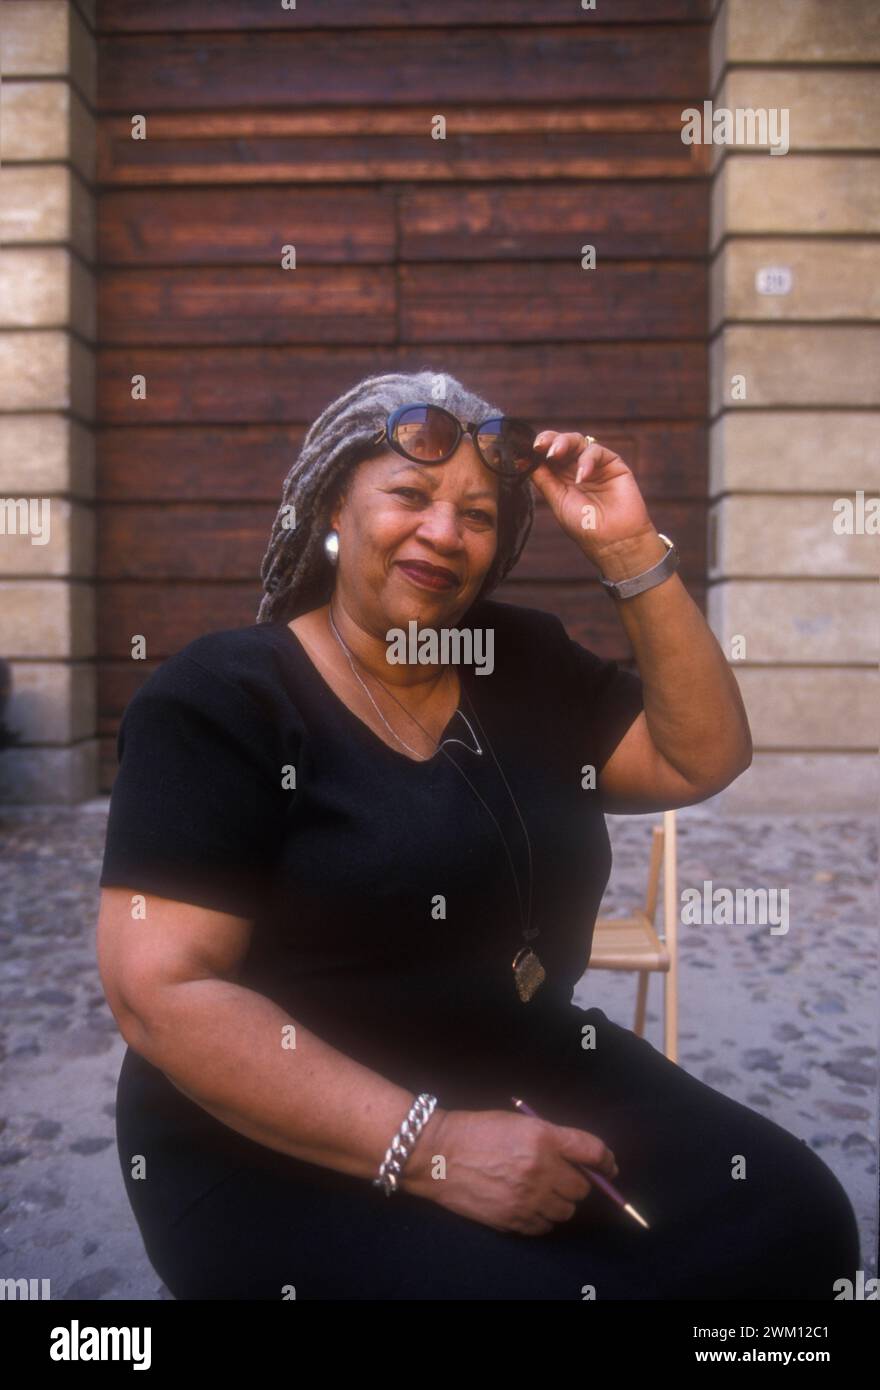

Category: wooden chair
[587, 810, 679, 1062]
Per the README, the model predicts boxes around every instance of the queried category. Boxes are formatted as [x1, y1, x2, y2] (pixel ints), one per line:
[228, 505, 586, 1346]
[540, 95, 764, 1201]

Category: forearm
[124, 979, 447, 1196]
[590, 522, 753, 786]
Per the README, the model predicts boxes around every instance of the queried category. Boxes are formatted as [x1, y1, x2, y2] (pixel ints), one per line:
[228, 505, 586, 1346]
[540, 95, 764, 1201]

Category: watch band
[599, 532, 679, 600]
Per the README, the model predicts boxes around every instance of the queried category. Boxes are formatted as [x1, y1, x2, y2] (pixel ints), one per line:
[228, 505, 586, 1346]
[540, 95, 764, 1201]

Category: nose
[414, 497, 466, 551]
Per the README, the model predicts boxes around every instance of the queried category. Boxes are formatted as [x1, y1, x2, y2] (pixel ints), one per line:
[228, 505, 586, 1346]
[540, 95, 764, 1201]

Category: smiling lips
[395, 560, 458, 591]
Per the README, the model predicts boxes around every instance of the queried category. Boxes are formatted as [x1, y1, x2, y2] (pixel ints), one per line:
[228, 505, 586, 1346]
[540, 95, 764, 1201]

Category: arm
[96, 886, 447, 1197]
[97, 885, 619, 1236]
[528, 433, 752, 814]
[592, 523, 753, 813]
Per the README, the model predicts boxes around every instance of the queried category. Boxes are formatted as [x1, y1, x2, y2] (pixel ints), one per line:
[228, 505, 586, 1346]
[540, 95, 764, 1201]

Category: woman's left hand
[528, 432, 655, 565]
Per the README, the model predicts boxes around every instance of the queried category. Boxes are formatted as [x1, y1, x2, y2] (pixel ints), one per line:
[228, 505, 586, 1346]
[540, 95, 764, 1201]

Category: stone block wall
[0, 0, 97, 801]
[708, 0, 879, 811]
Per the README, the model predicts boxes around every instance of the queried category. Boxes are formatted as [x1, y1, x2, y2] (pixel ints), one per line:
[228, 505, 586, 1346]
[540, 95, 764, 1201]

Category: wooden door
[96, 1, 711, 787]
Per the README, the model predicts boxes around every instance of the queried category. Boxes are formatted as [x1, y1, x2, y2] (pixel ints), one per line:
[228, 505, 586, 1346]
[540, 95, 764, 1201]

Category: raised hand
[528, 431, 656, 566]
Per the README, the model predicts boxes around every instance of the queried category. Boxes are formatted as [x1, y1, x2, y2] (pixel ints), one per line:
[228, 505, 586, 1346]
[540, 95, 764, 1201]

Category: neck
[326, 599, 449, 692]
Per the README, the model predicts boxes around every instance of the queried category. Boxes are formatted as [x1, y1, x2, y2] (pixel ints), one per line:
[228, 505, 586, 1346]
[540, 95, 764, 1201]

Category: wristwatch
[598, 532, 679, 601]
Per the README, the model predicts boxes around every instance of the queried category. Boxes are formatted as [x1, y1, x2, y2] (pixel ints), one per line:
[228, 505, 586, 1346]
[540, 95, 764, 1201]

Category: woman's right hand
[404, 1108, 619, 1236]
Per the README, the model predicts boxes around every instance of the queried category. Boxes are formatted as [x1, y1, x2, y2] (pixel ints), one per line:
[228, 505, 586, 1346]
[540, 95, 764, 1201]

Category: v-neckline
[271, 619, 474, 767]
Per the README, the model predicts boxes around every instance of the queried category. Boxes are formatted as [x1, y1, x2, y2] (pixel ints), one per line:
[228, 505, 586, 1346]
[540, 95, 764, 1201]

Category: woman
[97, 369, 860, 1300]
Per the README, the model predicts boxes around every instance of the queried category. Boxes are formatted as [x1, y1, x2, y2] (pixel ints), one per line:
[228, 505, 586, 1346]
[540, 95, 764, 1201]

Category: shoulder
[464, 596, 570, 669]
[463, 595, 640, 704]
[119, 622, 300, 750]
[102, 629, 294, 914]
[130, 622, 287, 699]
[161, 622, 292, 701]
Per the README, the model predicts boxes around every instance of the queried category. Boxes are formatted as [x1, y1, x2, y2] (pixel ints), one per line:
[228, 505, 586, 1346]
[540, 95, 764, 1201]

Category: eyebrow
[388, 462, 498, 503]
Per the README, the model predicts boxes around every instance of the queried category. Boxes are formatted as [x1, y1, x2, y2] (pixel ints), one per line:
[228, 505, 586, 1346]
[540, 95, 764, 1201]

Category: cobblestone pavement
[0, 798, 876, 1300]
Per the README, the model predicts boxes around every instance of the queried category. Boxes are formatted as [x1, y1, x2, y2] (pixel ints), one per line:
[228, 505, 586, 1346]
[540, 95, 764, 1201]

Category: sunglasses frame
[369, 402, 541, 483]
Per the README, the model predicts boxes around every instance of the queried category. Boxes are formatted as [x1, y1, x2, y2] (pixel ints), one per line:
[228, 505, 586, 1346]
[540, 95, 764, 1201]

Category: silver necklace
[325, 603, 544, 1002]
[327, 605, 483, 760]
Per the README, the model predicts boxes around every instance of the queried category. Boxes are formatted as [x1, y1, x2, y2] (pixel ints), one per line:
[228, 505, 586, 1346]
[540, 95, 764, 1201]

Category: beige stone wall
[0, 0, 97, 801]
[708, 0, 880, 811]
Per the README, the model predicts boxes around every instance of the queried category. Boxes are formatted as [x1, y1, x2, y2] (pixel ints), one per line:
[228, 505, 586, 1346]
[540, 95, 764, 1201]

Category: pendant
[512, 947, 546, 1003]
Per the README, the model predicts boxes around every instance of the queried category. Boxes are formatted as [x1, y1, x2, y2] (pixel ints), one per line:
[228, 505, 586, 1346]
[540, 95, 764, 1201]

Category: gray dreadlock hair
[256, 368, 536, 625]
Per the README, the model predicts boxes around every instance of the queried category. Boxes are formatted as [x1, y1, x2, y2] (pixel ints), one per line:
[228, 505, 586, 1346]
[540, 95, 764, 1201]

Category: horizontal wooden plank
[96, 105, 702, 139]
[97, 29, 708, 110]
[98, 266, 398, 344]
[98, 188, 396, 266]
[400, 182, 708, 261]
[96, 498, 705, 582]
[96, 1, 713, 34]
[98, 261, 706, 345]
[96, 422, 707, 502]
[401, 262, 707, 342]
[98, 105, 703, 139]
[96, 344, 708, 423]
[97, 122, 707, 186]
[98, 504, 273, 580]
[97, 424, 306, 499]
[97, 181, 707, 266]
[97, 583, 264, 667]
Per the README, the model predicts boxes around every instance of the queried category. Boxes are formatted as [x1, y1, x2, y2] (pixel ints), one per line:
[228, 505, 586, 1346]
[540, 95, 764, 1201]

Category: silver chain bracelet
[372, 1093, 439, 1196]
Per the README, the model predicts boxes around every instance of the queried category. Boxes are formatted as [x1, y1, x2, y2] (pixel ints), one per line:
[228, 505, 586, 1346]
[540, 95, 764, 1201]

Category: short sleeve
[555, 622, 645, 775]
[99, 652, 290, 919]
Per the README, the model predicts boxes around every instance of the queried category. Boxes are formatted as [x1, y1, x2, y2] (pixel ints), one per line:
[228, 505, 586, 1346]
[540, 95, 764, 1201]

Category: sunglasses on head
[369, 403, 542, 482]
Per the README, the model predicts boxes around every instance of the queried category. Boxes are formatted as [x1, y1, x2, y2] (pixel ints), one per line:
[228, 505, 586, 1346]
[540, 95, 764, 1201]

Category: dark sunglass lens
[477, 418, 537, 475]
[393, 406, 458, 462]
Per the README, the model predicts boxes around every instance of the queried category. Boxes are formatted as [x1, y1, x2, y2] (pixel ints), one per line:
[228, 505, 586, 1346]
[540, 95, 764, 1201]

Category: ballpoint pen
[511, 1096, 650, 1230]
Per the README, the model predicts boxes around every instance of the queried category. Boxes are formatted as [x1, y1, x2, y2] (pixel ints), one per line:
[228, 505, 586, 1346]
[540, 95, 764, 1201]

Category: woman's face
[329, 433, 501, 631]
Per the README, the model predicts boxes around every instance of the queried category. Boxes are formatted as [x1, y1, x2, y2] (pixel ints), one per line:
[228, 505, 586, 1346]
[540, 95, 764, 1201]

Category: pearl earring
[323, 528, 339, 566]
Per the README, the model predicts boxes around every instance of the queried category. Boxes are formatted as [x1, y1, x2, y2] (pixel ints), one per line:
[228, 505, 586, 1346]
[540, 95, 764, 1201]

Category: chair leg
[663, 808, 679, 1064]
[664, 964, 678, 1063]
[634, 971, 649, 1037]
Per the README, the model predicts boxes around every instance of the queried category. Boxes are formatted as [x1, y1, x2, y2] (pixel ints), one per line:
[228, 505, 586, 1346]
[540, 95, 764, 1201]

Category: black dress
[99, 596, 860, 1300]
